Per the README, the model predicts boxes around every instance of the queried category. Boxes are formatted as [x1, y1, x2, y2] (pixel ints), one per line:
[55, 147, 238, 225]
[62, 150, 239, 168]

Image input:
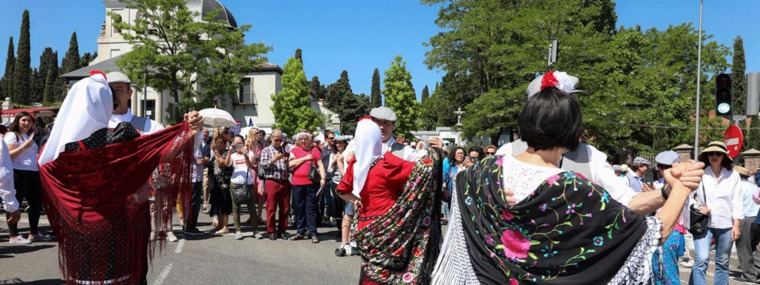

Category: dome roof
[187, 0, 237, 28]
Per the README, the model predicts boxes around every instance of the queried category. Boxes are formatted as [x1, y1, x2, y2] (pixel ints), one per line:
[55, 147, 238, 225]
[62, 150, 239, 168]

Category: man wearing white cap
[497, 71, 691, 215]
[107, 71, 164, 134]
[347, 106, 428, 162]
[627, 156, 653, 193]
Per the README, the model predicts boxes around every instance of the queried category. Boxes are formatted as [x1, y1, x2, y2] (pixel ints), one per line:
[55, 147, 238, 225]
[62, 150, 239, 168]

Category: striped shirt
[260, 145, 290, 181]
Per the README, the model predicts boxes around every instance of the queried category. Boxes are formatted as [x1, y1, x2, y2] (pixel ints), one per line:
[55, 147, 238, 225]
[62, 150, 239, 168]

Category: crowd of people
[2, 69, 760, 285]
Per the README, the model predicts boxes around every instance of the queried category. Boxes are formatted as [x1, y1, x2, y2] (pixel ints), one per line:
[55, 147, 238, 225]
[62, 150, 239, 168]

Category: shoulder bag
[689, 184, 710, 235]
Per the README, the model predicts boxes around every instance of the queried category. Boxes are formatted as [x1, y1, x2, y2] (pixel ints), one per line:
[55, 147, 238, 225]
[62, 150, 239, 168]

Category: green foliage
[61, 32, 80, 74]
[371, 68, 382, 107]
[295, 48, 303, 64]
[383, 55, 419, 137]
[732, 36, 746, 114]
[272, 57, 324, 135]
[421, 85, 430, 104]
[325, 71, 370, 134]
[309, 76, 325, 101]
[422, 0, 729, 156]
[13, 10, 31, 105]
[113, 0, 270, 122]
[2, 37, 14, 100]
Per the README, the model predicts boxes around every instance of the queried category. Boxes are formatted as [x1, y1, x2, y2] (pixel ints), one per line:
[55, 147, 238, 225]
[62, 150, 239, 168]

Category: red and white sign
[724, 125, 744, 159]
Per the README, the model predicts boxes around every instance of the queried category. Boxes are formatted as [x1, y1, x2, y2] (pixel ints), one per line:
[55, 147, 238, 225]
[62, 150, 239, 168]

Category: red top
[290, 146, 322, 186]
[337, 152, 415, 230]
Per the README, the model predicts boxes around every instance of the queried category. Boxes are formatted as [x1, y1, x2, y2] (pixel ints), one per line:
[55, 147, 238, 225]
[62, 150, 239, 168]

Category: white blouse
[693, 168, 743, 229]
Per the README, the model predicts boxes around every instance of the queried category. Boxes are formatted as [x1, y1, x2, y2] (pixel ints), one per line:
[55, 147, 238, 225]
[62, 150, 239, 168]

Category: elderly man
[736, 166, 760, 282]
[497, 72, 695, 215]
[627, 156, 653, 193]
[259, 129, 291, 240]
[365, 106, 426, 161]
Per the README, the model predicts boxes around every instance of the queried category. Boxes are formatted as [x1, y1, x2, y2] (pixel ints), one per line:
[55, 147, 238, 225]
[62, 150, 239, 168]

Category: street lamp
[693, 0, 703, 158]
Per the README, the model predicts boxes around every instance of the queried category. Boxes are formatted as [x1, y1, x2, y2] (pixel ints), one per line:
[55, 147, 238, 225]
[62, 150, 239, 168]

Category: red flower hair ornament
[526, 70, 581, 97]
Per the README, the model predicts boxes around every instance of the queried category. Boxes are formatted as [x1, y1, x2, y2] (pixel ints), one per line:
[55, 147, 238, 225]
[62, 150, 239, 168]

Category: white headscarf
[349, 118, 383, 197]
[38, 73, 113, 165]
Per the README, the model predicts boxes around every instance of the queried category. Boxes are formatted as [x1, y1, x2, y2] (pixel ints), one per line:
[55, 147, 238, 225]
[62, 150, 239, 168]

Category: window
[238, 78, 256, 105]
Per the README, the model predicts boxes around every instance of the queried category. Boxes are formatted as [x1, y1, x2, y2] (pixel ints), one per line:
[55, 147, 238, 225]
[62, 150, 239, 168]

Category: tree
[113, 0, 270, 122]
[421, 85, 430, 103]
[81, 52, 96, 68]
[383, 55, 418, 136]
[2, 37, 14, 100]
[325, 71, 370, 134]
[42, 50, 59, 103]
[295, 48, 303, 64]
[309, 76, 324, 101]
[271, 57, 323, 135]
[732, 36, 746, 115]
[14, 10, 31, 105]
[61, 32, 80, 74]
[371, 68, 382, 107]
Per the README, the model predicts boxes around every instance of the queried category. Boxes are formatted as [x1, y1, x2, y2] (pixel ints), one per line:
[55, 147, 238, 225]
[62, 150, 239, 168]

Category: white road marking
[174, 239, 185, 254]
[152, 263, 173, 285]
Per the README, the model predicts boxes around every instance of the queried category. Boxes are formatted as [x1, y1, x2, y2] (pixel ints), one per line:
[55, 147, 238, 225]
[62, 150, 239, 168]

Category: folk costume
[337, 118, 443, 284]
[38, 72, 195, 285]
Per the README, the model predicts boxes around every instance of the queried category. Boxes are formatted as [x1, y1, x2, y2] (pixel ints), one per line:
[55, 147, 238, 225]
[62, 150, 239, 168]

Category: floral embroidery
[593, 236, 604, 247]
[502, 209, 514, 221]
[501, 229, 531, 260]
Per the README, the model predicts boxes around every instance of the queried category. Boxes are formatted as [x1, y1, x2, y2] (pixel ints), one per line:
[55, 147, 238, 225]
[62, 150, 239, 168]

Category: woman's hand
[733, 224, 741, 241]
[353, 199, 363, 209]
[698, 206, 711, 215]
[664, 160, 704, 192]
[183, 111, 203, 131]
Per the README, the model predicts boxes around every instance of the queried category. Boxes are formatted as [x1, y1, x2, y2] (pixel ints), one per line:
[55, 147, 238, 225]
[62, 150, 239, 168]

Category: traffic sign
[724, 125, 744, 159]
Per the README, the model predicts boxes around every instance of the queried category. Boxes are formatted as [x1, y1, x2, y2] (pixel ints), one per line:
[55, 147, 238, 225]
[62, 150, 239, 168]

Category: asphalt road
[1, 209, 361, 285]
[0, 210, 756, 285]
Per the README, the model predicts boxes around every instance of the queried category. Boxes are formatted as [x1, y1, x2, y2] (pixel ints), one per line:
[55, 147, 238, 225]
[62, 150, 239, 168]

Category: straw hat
[734, 165, 751, 177]
[697, 141, 732, 164]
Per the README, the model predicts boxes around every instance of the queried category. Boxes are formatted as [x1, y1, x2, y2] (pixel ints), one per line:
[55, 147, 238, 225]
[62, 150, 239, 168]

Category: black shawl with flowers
[457, 155, 658, 284]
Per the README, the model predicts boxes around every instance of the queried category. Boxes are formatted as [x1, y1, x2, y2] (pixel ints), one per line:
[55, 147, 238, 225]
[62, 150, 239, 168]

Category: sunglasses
[485, 152, 496, 155]
[707, 152, 724, 157]
[656, 164, 672, 170]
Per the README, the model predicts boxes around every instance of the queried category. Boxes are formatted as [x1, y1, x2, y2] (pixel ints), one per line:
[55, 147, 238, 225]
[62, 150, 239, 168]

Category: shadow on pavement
[0, 278, 63, 284]
[0, 244, 56, 258]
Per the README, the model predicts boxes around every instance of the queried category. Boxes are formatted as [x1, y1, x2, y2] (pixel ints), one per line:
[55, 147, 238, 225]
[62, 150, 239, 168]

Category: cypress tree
[61, 32, 80, 73]
[81, 52, 95, 68]
[371, 68, 381, 107]
[421, 85, 430, 103]
[732, 36, 746, 114]
[2, 37, 14, 100]
[13, 10, 31, 105]
[294, 48, 303, 64]
[309, 76, 322, 101]
[42, 49, 59, 103]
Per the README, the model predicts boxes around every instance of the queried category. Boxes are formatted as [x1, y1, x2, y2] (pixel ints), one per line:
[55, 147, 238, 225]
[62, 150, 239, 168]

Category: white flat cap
[655, 151, 680, 166]
[106, 71, 131, 84]
[369, 107, 397, 121]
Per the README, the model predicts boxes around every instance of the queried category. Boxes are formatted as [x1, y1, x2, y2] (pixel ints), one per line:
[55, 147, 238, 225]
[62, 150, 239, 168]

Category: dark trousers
[9, 169, 42, 235]
[292, 184, 319, 236]
[184, 181, 203, 230]
[737, 217, 760, 281]
[265, 180, 290, 234]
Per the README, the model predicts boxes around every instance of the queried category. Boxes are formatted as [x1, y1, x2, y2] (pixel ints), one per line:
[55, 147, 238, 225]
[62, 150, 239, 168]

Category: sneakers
[290, 233, 305, 241]
[311, 234, 320, 244]
[215, 228, 230, 235]
[167, 231, 178, 242]
[254, 232, 265, 240]
[28, 233, 52, 242]
[335, 246, 347, 257]
[8, 235, 31, 244]
[234, 231, 243, 240]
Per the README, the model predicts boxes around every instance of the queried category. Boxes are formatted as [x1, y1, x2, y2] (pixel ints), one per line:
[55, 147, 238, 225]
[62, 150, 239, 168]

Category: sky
[0, 0, 758, 99]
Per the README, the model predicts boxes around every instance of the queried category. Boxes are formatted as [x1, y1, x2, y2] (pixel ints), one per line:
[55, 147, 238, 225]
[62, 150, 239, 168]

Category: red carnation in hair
[540, 70, 558, 91]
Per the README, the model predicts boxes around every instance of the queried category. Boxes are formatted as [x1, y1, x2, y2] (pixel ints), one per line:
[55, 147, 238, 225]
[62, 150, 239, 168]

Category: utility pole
[693, 0, 703, 158]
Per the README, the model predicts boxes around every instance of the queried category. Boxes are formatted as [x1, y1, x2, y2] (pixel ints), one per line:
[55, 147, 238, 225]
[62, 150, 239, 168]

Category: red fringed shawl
[40, 122, 195, 285]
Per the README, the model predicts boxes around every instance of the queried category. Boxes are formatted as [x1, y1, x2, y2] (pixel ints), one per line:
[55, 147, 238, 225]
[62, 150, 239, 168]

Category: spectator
[260, 129, 291, 240]
[320, 131, 335, 225]
[690, 141, 743, 285]
[736, 166, 760, 282]
[184, 129, 209, 236]
[5, 111, 48, 242]
[245, 128, 265, 228]
[227, 135, 257, 240]
[328, 136, 353, 256]
[468, 146, 484, 162]
[651, 150, 687, 285]
[209, 133, 233, 234]
[0, 127, 23, 244]
[627, 157, 652, 193]
[288, 132, 326, 243]
[484, 145, 497, 156]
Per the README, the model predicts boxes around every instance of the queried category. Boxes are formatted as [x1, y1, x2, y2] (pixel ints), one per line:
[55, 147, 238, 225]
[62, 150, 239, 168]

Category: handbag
[689, 184, 710, 235]
[230, 171, 251, 205]
[307, 160, 321, 184]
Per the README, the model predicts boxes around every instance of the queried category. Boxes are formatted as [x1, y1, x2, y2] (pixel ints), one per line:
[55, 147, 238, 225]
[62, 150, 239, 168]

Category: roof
[61, 56, 123, 80]
[1, 106, 59, 118]
[252, 63, 283, 74]
[189, 0, 237, 28]
[742, 148, 760, 155]
[673, 144, 693, 150]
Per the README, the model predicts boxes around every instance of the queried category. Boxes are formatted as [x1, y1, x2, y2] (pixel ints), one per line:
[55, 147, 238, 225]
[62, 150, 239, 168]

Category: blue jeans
[690, 227, 733, 285]
[292, 184, 318, 236]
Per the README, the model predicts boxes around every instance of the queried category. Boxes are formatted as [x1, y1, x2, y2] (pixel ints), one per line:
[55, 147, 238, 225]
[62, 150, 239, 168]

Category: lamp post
[143, 68, 148, 118]
[693, 0, 703, 158]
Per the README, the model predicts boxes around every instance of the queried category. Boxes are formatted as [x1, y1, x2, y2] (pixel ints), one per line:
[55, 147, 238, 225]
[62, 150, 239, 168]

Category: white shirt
[4, 132, 39, 171]
[740, 179, 759, 218]
[191, 133, 205, 183]
[230, 152, 253, 185]
[384, 138, 427, 162]
[501, 155, 563, 203]
[694, 168, 743, 229]
[0, 137, 19, 213]
[109, 108, 164, 134]
[626, 172, 644, 193]
[496, 142, 636, 207]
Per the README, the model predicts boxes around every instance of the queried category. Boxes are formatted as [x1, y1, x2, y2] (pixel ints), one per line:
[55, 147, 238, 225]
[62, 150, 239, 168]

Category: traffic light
[716, 73, 732, 116]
